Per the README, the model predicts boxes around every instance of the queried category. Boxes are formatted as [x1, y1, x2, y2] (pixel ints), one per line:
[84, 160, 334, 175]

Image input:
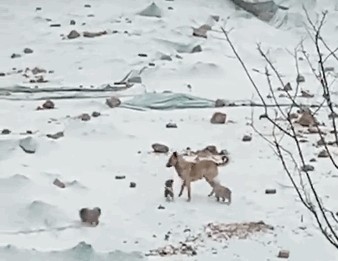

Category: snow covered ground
[0, 0, 338, 260]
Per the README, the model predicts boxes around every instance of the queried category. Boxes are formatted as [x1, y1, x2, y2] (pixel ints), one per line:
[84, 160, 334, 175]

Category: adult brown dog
[166, 151, 228, 201]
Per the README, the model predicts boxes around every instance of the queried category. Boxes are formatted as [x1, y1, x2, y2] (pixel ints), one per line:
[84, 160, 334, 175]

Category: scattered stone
[297, 111, 316, 127]
[11, 53, 21, 59]
[283, 82, 292, 91]
[266, 94, 272, 99]
[191, 45, 202, 53]
[1, 129, 11, 135]
[70, 20, 76, 25]
[317, 138, 326, 146]
[158, 205, 165, 210]
[215, 99, 226, 107]
[310, 158, 317, 162]
[106, 96, 121, 108]
[138, 2, 162, 18]
[46, 131, 64, 140]
[192, 27, 208, 38]
[42, 100, 55, 109]
[36, 7, 42, 11]
[168, 6, 173, 10]
[211, 15, 220, 22]
[115, 175, 126, 180]
[130, 182, 136, 188]
[210, 112, 226, 124]
[83, 31, 107, 38]
[299, 139, 308, 143]
[301, 90, 314, 98]
[79, 113, 91, 121]
[318, 149, 329, 158]
[67, 30, 81, 39]
[138, 53, 148, 57]
[242, 135, 252, 142]
[277, 250, 290, 259]
[91, 111, 101, 117]
[152, 143, 169, 153]
[265, 189, 276, 194]
[160, 54, 172, 61]
[50, 24, 61, 27]
[32, 67, 46, 74]
[301, 164, 314, 172]
[279, 93, 286, 98]
[166, 123, 177, 128]
[26, 130, 33, 134]
[296, 74, 305, 83]
[36, 75, 48, 83]
[23, 48, 33, 54]
[84, 4, 91, 7]
[19, 136, 37, 154]
[0, 72, 5, 77]
[53, 178, 66, 188]
[149, 62, 155, 66]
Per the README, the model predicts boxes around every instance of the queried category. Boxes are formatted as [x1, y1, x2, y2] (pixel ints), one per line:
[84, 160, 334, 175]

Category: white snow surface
[0, 0, 338, 260]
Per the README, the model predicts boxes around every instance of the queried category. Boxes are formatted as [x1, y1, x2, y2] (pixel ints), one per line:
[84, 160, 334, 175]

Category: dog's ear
[173, 151, 177, 157]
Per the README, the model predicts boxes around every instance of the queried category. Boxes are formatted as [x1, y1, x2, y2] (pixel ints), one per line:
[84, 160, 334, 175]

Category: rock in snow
[19, 137, 37, 154]
[137, 2, 162, 18]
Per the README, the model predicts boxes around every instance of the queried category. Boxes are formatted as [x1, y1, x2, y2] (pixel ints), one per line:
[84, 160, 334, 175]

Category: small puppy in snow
[79, 207, 101, 226]
[208, 180, 231, 204]
[164, 179, 174, 201]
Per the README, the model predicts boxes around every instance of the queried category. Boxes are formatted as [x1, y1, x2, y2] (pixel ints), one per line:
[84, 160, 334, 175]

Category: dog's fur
[166, 151, 228, 201]
[208, 180, 231, 204]
[79, 207, 101, 226]
[164, 179, 174, 201]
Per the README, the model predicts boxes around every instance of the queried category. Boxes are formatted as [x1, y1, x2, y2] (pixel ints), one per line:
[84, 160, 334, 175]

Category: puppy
[79, 207, 101, 226]
[208, 180, 231, 204]
[164, 179, 174, 201]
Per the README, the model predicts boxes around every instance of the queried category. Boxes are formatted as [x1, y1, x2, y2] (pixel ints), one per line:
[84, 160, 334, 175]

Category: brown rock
[53, 178, 66, 188]
[106, 96, 121, 108]
[42, 100, 55, 109]
[277, 250, 290, 258]
[297, 111, 316, 127]
[318, 149, 329, 158]
[152, 143, 169, 153]
[210, 112, 226, 124]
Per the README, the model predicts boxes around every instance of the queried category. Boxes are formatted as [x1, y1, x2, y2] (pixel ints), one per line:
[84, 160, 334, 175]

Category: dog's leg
[216, 196, 220, 202]
[186, 181, 191, 202]
[208, 189, 214, 197]
[178, 181, 185, 197]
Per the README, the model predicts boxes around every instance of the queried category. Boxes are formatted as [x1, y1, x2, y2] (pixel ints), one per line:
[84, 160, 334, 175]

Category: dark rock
[160, 54, 172, 61]
[301, 90, 314, 98]
[106, 96, 121, 108]
[296, 74, 305, 83]
[265, 189, 276, 194]
[211, 15, 220, 22]
[242, 135, 252, 142]
[35, 7, 42, 11]
[11, 53, 21, 59]
[1, 129, 11, 135]
[84, 4, 91, 7]
[301, 164, 314, 172]
[318, 149, 329, 158]
[83, 31, 107, 38]
[115, 175, 126, 180]
[138, 53, 148, 57]
[23, 48, 33, 54]
[79, 113, 91, 121]
[42, 100, 55, 109]
[53, 178, 66, 188]
[152, 143, 169, 153]
[215, 99, 226, 107]
[158, 205, 165, 210]
[283, 82, 292, 91]
[50, 24, 61, 27]
[324, 67, 334, 72]
[277, 250, 290, 258]
[130, 182, 136, 188]
[310, 158, 317, 162]
[46, 131, 64, 140]
[91, 111, 101, 117]
[0, 72, 5, 77]
[32, 67, 46, 74]
[210, 112, 226, 124]
[67, 30, 80, 39]
[191, 45, 202, 53]
[166, 123, 177, 128]
[70, 20, 76, 25]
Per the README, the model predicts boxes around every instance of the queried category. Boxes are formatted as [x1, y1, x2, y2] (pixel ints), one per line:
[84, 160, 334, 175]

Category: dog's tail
[216, 155, 229, 166]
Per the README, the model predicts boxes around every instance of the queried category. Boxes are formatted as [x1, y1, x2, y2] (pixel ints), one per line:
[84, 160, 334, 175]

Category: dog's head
[166, 151, 178, 168]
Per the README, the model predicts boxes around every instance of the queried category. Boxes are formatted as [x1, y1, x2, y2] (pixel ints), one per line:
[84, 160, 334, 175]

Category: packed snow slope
[0, 0, 338, 260]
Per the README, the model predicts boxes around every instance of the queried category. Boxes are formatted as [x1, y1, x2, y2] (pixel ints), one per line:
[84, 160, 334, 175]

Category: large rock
[106, 96, 121, 108]
[297, 111, 316, 127]
[152, 143, 169, 153]
[210, 112, 227, 124]
[67, 30, 80, 39]
[19, 137, 37, 154]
